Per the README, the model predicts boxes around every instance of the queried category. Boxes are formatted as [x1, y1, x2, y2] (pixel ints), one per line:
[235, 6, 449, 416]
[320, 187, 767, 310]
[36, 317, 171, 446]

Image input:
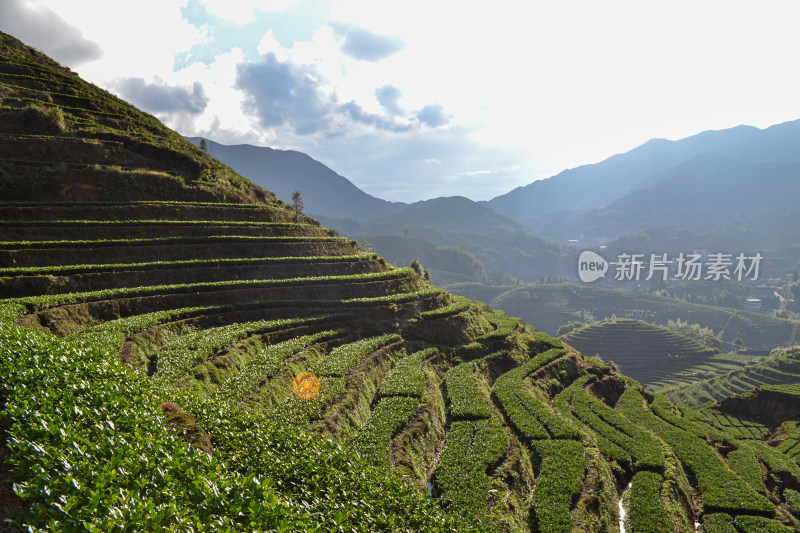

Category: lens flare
[293, 372, 320, 399]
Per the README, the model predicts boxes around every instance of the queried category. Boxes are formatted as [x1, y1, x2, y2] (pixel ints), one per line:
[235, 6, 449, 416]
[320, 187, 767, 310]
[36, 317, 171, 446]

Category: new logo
[578, 251, 608, 282]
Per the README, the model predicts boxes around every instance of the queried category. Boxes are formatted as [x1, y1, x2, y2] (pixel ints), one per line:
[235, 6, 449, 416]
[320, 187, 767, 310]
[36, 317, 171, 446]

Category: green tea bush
[313, 334, 402, 378]
[784, 488, 800, 513]
[648, 394, 728, 442]
[578, 390, 664, 471]
[70, 304, 222, 352]
[529, 439, 586, 533]
[14, 270, 417, 310]
[0, 324, 313, 531]
[702, 513, 737, 533]
[275, 375, 346, 425]
[737, 440, 800, 485]
[733, 515, 794, 533]
[493, 349, 579, 441]
[212, 330, 345, 405]
[626, 471, 673, 533]
[0, 253, 378, 277]
[552, 375, 632, 466]
[726, 447, 766, 494]
[569, 390, 633, 467]
[432, 418, 508, 518]
[615, 389, 773, 515]
[342, 286, 443, 305]
[181, 395, 488, 532]
[0, 234, 348, 249]
[444, 360, 493, 420]
[377, 348, 434, 399]
[420, 295, 471, 319]
[154, 316, 331, 385]
[354, 396, 419, 468]
[478, 310, 519, 341]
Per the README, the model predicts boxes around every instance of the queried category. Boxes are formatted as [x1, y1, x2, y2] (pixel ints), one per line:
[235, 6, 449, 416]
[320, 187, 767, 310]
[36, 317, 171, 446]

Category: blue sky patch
[174, 0, 328, 69]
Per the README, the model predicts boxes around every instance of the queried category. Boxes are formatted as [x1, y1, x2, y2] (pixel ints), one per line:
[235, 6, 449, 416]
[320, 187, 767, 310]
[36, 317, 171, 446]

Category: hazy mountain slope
[375, 196, 524, 233]
[366, 235, 488, 284]
[317, 196, 567, 283]
[180, 140, 567, 281]
[316, 196, 525, 237]
[186, 138, 407, 220]
[531, 159, 800, 243]
[487, 119, 800, 223]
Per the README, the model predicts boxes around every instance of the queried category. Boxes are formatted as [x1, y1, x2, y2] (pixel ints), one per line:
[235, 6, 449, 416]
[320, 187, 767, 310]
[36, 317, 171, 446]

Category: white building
[743, 298, 762, 312]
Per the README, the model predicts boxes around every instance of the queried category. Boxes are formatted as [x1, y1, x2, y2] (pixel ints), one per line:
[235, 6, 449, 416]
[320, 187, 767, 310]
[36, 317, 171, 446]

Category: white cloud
[42, 1, 202, 83]
[201, 0, 299, 24]
[0, 0, 102, 67]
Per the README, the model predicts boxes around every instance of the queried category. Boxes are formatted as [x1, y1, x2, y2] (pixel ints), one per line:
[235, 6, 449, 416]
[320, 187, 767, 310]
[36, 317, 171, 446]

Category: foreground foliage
[0, 319, 487, 532]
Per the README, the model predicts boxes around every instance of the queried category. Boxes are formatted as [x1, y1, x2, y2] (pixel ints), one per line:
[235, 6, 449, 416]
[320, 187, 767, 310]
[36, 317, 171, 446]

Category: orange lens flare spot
[293, 372, 320, 399]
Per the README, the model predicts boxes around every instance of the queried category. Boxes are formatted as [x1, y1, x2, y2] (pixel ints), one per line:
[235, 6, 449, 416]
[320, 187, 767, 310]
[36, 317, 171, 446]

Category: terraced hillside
[560, 318, 723, 381]
[0, 32, 271, 206]
[562, 318, 715, 366]
[467, 282, 798, 351]
[664, 347, 800, 406]
[2, 31, 800, 532]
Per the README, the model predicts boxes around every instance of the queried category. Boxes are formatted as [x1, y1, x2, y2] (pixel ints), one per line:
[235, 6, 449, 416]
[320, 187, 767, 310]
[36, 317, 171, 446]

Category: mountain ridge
[185, 137, 408, 220]
[485, 119, 800, 224]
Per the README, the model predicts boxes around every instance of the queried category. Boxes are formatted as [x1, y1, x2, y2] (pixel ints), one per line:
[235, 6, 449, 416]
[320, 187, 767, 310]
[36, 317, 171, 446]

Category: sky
[2, 0, 800, 203]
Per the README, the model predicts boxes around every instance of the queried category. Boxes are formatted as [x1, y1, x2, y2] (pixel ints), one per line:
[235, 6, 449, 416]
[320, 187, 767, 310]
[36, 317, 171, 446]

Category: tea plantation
[1, 31, 800, 532]
[465, 282, 797, 351]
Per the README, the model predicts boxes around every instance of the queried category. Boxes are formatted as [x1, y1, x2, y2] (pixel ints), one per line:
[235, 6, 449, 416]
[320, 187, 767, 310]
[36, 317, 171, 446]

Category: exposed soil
[587, 375, 627, 406]
[718, 388, 800, 428]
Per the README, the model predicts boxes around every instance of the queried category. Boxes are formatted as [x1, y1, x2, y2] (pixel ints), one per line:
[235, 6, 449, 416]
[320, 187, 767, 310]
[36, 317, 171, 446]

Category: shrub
[0, 324, 314, 531]
[726, 447, 766, 494]
[313, 334, 402, 378]
[493, 349, 579, 441]
[377, 348, 434, 399]
[529, 439, 586, 533]
[444, 361, 492, 420]
[733, 515, 794, 533]
[627, 471, 673, 533]
[432, 418, 508, 519]
[615, 389, 773, 515]
[702, 513, 737, 533]
[354, 396, 419, 468]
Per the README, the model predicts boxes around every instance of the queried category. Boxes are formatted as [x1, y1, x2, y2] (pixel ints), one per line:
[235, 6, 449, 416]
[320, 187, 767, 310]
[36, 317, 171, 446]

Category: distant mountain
[185, 138, 407, 220]
[315, 196, 567, 283]
[306, 196, 523, 240]
[530, 159, 800, 244]
[365, 235, 489, 285]
[486, 119, 800, 224]
[376, 196, 524, 233]
[182, 139, 555, 281]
